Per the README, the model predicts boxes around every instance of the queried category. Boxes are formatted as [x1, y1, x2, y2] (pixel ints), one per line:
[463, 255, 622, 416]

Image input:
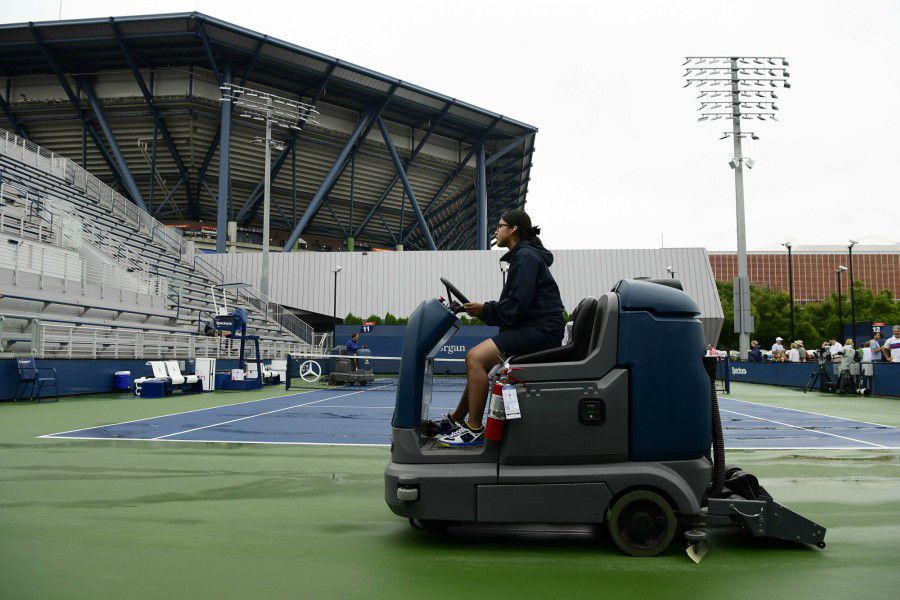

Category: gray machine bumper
[385, 458, 710, 523]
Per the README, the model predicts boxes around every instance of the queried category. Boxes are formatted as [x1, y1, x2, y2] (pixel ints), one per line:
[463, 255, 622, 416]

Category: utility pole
[684, 56, 790, 359]
[848, 240, 858, 346]
[783, 241, 794, 341]
[219, 83, 319, 297]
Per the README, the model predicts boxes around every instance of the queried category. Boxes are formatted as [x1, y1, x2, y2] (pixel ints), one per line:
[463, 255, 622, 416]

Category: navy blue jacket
[482, 237, 564, 330]
[748, 347, 763, 362]
[346, 338, 360, 355]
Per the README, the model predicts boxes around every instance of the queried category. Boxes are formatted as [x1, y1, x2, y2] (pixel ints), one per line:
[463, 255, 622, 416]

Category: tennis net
[285, 353, 468, 393]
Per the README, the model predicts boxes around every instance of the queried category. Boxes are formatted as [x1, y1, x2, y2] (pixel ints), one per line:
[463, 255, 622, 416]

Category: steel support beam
[196, 22, 223, 86]
[216, 64, 232, 253]
[435, 196, 474, 247]
[400, 118, 500, 243]
[112, 18, 197, 219]
[354, 101, 452, 240]
[476, 143, 488, 249]
[375, 116, 436, 250]
[195, 45, 265, 208]
[282, 109, 372, 251]
[484, 132, 534, 167]
[323, 199, 347, 237]
[80, 78, 148, 212]
[404, 148, 529, 246]
[0, 90, 29, 140]
[29, 24, 132, 198]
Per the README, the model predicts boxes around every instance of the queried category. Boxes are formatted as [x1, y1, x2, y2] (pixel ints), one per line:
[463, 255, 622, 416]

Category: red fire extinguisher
[485, 375, 507, 442]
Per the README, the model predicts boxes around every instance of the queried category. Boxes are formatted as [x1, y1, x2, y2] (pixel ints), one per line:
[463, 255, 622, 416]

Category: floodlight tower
[683, 56, 791, 359]
[219, 84, 319, 297]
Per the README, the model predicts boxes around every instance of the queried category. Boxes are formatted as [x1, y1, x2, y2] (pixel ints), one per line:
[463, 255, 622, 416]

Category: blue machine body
[614, 279, 711, 461]
[392, 299, 460, 428]
[392, 281, 711, 463]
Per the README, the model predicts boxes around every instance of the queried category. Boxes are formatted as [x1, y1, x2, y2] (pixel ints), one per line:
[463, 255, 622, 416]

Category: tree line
[716, 280, 899, 350]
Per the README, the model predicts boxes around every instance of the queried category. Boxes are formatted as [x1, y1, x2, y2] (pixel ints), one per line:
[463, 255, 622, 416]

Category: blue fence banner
[727, 360, 900, 397]
[0, 358, 241, 401]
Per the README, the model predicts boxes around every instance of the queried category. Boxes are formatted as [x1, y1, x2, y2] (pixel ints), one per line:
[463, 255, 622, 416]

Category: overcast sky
[4, 1, 899, 251]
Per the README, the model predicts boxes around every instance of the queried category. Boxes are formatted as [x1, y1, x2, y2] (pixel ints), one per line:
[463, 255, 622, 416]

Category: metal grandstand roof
[0, 13, 537, 250]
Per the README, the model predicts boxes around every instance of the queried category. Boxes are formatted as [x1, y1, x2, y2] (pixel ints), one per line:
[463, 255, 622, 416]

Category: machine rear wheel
[607, 490, 677, 557]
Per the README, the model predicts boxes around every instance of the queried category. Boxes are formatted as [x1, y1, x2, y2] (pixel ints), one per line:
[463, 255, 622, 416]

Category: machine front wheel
[607, 490, 677, 557]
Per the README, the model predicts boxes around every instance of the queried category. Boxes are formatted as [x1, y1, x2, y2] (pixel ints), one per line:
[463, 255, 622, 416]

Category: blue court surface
[41, 382, 900, 450]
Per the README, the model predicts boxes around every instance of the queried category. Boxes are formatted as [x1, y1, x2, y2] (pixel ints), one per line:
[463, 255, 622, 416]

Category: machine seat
[509, 297, 598, 365]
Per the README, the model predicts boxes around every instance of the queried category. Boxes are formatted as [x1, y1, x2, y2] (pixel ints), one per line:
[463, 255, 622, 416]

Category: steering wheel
[439, 277, 470, 313]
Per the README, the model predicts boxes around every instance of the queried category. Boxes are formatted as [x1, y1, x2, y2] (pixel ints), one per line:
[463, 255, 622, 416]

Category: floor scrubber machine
[385, 278, 826, 559]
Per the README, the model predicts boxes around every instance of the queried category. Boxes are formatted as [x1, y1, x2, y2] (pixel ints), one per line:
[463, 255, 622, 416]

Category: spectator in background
[787, 342, 801, 363]
[771, 337, 785, 361]
[706, 344, 719, 357]
[861, 336, 876, 391]
[834, 339, 857, 392]
[748, 340, 763, 362]
[796, 340, 807, 362]
[830, 338, 844, 361]
[869, 332, 883, 363]
[883, 325, 900, 362]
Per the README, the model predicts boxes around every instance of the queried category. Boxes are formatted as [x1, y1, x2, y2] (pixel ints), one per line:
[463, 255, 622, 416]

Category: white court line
[720, 408, 889, 449]
[723, 397, 899, 430]
[152, 384, 391, 440]
[35, 434, 899, 451]
[39, 389, 314, 438]
[37, 435, 390, 447]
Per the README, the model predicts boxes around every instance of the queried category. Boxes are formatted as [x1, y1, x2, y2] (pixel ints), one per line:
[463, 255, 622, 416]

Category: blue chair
[16, 358, 59, 402]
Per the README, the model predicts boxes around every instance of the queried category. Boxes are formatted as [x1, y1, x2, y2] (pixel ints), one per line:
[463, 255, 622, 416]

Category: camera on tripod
[804, 346, 835, 393]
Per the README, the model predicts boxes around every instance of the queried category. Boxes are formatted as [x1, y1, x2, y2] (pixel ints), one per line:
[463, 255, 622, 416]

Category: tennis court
[40, 381, 900, 449]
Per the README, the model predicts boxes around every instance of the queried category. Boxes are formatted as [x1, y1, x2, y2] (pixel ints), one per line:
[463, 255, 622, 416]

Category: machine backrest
[508, 293, 619, 383]
[508, 297, 599, 365]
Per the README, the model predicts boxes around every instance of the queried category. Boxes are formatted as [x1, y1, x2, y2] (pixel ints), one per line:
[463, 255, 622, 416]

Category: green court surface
[1, 383, 898, 599]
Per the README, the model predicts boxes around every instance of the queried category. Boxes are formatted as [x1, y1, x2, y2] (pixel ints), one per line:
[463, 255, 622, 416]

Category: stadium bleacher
[0, 129, 324, 360]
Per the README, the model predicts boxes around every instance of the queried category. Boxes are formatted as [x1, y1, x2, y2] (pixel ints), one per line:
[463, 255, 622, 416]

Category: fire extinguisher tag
[502, 384, 521, 419]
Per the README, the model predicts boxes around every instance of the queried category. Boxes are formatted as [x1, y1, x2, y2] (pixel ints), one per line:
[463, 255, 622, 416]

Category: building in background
[708, 243, 900, 302]
[214, 247, 724, 343]
[0, 13, 535, 252]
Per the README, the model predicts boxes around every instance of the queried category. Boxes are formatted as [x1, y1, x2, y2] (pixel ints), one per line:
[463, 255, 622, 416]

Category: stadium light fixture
[683, 56, 791, 359]
[220, 83, 319, 298]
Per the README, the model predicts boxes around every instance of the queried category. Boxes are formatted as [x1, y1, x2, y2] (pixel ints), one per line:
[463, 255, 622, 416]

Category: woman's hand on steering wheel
[463, 302, 484, 317]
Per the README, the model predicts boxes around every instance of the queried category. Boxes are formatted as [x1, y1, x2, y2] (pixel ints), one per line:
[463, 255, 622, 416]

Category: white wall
[213, 247, 724, 342]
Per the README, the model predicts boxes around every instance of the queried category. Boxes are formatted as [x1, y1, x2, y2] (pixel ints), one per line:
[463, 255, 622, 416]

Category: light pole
[848, 240, 858, 346]
[219, 83, 319, 297]
[333, 266, 342, 335]
[666, 266, 676, 279]
[835, 266, 848, 341]
[684, 56, 791, 359]
[782, 241, 794, 341]
[500, 262, 509, 286]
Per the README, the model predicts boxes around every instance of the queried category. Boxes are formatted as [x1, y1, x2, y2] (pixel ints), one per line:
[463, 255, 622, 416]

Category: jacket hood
[501, 236, 554, 267]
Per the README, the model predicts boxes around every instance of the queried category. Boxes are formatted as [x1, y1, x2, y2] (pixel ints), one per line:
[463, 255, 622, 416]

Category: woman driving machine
[435, 209, 565, 447]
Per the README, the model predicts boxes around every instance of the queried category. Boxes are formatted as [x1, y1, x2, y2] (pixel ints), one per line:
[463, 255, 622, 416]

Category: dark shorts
[492, 321, 565, 358]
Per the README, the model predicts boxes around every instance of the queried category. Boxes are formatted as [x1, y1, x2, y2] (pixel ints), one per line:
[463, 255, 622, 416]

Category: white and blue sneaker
[425, 412, 461, 437]
[436, 422, 485, 447]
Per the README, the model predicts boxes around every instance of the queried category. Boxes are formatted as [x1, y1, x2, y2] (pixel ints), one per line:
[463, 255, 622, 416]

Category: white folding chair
[165, 360, 199, 386]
